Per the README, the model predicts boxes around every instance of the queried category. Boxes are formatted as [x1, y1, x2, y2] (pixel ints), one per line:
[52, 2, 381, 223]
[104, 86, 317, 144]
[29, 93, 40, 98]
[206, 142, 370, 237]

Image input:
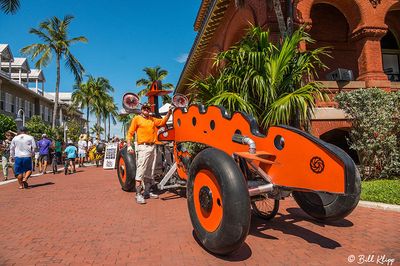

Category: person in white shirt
[9, 127, 36, 189]
[77, 134, 87, 167]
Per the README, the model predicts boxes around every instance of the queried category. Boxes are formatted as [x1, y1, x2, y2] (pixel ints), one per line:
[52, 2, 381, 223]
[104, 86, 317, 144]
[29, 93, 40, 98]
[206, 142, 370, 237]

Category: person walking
[64, 141, 77, 174]
[9, 127, 36, 189]
[126, 103, 172, 204]
[54, 138, 63, 164]
[1, 131, 14, 181]
[77, 135, 87, 167]
[37, 134, 52, 174]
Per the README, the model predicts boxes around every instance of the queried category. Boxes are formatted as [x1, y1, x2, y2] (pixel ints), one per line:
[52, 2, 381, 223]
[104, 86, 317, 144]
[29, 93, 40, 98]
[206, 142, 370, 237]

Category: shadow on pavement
[191, 230, 252, 261]
[249, 207, 354, 249]
[27, 182, 55, 189]
[160, 188, 187, 201]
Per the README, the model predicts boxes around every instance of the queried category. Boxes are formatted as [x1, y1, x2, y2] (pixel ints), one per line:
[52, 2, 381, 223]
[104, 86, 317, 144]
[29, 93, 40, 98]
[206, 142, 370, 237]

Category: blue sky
[0, 0, 200, 138]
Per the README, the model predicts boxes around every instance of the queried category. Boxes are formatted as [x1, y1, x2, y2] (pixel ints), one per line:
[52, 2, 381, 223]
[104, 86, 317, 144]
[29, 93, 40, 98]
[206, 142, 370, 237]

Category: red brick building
[176, 0, 400, 159]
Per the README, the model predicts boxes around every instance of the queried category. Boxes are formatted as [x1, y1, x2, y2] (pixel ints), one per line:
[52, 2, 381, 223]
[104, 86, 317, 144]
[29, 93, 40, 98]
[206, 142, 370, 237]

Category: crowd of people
[1, 102, 172, 200]
[0, 127, 112, 189]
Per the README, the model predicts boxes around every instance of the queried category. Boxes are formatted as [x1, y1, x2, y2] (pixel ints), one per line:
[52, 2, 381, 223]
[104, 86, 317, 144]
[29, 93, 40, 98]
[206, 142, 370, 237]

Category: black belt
[139, 142, 155, 146]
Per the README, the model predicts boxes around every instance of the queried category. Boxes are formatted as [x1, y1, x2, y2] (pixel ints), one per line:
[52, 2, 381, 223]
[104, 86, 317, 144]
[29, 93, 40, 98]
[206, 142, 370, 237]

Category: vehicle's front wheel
[187, 148, 251, 255]
[117, 147, 136, 192]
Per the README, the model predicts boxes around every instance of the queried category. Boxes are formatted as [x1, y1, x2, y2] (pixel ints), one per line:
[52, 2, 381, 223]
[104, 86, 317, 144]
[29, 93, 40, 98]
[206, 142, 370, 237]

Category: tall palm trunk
[272, 0, 287, 39]
[86, 103, 89, 145]
[103, 116, 107, 141]
[108, 116, 111, 141]
[52, 54, 61, 128]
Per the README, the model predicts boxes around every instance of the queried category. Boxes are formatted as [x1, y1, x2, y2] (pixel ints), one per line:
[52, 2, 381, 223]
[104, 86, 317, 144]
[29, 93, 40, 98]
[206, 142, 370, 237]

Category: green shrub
[67, 120, 84, 143]
[361, 179, 400, 205]
[336, 89, 400, 180]
[26, 116, 56, 140]
[0, 114, 17, 140]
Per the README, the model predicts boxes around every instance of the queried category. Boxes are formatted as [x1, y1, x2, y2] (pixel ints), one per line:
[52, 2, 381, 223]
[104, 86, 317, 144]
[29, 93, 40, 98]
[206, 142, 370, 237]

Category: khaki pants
[2, 156, 9, 178]
[135, 144, 156, 182]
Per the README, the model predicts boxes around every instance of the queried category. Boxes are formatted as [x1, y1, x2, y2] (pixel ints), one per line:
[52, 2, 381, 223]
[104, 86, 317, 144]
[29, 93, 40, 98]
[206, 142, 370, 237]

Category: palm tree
[117, 113, 135, 139]
[235, 0, 288, 38]
[103, 100, 118, 141]
[1, 0, 19, 14]
[72, 75, 113, 138]
[21, 15, 87, 128]
[90, 124, 104, 140]
[190, 26, 330, 130]
[136, 66, 174, 104]
[72, 78, 95, 137]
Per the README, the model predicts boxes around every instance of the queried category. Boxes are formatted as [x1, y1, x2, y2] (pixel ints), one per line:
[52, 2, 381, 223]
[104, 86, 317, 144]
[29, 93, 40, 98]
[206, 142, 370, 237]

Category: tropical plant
[117, 114, 134, 139]
[66, 119, 83, 143]
[235, 0, 290, 38]
[72, 75, 113, 138]
[336, 89, 400, 180]
[0, 0, 19, 14]
[0, 114, 17, 140]
[102, 99, 118, 141]
[90, 124, 104, 140]
[190, 26, 329, 130]
[21, 15, 87, 129]
[136, 66, 174, 104]
[25, 115, 56, 140]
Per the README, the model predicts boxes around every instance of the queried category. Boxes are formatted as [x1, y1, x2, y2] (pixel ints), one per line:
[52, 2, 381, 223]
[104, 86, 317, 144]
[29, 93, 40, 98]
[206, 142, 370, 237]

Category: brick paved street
[0, 166, 399, 265]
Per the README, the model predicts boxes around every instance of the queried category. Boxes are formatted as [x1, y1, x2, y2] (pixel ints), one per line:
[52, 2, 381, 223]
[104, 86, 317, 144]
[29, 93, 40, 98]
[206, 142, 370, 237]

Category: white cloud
[175, 53, 188, 63]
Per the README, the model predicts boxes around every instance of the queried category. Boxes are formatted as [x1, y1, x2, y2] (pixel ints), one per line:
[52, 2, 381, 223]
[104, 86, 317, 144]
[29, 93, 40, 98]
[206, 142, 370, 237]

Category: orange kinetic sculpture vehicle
[117, 81, 360, 255]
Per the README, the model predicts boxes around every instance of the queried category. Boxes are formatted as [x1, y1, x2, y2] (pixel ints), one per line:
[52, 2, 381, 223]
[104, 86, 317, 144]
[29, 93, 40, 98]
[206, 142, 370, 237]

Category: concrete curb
[358, 200, 400, 212]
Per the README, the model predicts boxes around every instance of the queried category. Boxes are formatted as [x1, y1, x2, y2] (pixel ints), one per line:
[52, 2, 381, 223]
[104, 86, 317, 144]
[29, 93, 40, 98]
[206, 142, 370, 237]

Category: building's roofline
[29, 69, 45, 81]
[0, 44, 14, 61]
[194, 0, 212, 31]
[176, 0, 230, 94]
[10, 69, 45, 82]
[2, 57, 30, 72]
[1, 75, 53, 104]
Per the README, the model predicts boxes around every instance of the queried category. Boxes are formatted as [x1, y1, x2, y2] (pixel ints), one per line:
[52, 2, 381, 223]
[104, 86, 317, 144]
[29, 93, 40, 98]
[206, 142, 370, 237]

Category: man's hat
[42, 133, 47, 138]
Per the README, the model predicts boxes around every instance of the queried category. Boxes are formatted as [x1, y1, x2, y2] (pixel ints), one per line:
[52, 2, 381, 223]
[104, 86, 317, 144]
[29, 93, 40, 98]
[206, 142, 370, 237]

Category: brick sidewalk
[0, 167, 399, 265]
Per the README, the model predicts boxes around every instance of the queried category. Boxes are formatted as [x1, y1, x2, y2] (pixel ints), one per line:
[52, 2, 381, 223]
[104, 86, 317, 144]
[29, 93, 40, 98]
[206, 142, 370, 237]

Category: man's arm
[10, 139, 15, 160]
[32, 137, 37, 155]
[154, 109, 173, 127]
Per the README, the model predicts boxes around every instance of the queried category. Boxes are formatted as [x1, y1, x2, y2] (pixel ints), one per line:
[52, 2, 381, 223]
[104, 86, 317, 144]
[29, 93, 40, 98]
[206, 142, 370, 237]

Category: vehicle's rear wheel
[187, 148, 251, 255]
[117, 147, 136, 192]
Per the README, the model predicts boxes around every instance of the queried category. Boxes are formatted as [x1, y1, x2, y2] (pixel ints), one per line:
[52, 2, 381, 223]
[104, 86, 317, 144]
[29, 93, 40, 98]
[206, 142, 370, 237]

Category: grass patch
[361, 179, 400, 205]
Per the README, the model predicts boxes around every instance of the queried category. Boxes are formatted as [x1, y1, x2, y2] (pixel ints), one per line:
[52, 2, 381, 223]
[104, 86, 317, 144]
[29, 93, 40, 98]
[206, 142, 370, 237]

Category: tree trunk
[52, 54, 61, 129]
[103, 116, 107, 141]
[272, 0, 287, 39]
[286, 0, 293, 36]
[86, 103, 89, 146]
[108, 115, 111, 141]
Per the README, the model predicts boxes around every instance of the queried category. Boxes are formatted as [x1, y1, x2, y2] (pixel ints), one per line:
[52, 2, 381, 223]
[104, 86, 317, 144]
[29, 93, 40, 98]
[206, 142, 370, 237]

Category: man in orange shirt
[127, 103, 172, 204]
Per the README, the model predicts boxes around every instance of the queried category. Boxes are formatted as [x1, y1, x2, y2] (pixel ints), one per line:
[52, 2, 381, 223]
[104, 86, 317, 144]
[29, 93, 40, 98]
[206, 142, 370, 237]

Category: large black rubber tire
[293, 168, 361, 221]
[187, 148, 251, 255]
[117, 147, 136, 192]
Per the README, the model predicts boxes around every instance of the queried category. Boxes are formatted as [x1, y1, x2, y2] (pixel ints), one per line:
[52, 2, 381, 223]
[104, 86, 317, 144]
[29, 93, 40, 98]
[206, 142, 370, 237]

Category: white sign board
[103, 143, 118, 169]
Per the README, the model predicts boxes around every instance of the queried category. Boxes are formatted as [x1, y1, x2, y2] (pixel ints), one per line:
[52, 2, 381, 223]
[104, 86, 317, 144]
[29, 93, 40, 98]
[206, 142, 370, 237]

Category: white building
[0, 43, 85, 126]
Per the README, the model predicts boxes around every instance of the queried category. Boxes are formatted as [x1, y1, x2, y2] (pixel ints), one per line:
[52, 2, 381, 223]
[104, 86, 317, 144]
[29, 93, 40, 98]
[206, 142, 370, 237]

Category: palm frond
[0, 0, 20, 14]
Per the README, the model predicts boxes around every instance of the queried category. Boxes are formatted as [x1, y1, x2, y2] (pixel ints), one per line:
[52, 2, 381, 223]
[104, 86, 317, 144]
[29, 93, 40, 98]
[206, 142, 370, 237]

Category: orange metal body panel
[159, 105, 346, 194]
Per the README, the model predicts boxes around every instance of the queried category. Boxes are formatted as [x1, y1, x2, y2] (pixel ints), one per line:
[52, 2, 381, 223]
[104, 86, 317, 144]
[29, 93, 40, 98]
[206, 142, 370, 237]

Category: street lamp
[63, 121, 68, 143]
[15, 108, 25, 127]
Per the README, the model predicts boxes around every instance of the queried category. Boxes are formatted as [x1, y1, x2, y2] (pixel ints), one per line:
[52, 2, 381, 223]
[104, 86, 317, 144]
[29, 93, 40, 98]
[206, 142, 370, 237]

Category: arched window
[381, 30, 400, 82]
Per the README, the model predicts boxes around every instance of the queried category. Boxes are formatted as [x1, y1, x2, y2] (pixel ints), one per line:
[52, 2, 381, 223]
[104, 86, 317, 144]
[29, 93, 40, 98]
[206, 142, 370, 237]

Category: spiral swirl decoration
[310, 156, 325, 174]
